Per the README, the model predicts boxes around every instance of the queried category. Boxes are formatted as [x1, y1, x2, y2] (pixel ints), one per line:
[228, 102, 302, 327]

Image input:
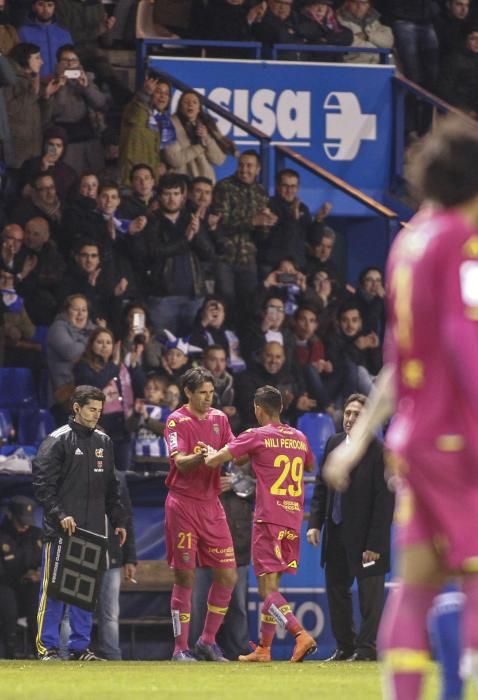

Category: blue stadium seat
[0, 368, 37, 412]
[297, 412, 336, 468]
[18, 408, 55, 447]
[0, 408, 14, 443]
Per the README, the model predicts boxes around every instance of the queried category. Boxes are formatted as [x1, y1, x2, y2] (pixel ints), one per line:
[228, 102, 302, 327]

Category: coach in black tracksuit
[32, 385, 126, 661]
[307, 393, 394, 662]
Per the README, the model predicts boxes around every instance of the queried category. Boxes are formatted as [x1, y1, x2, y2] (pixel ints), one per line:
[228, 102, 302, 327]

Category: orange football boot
[238, 642, 271, 662]
[289, 631, 317, 663]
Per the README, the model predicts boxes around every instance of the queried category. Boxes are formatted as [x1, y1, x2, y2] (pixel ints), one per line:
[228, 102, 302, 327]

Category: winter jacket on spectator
[4, 59, 43, 168]
[337, 5, 394, 63]
[212, 174, 269, 267]
[0, 24, 19, 55]
[18, 14, 72, 77]
[46, 311, 96, 401]
[163, 114, 226, 184]
[0, 55, 16, 167]
[438, 46, 478, 114]
[119, 90, 162, 186]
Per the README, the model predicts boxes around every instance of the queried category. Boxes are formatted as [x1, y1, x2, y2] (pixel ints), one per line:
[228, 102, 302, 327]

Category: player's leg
[193, 498, 237, 662]
[379, 541, 445, 700]
[36, 541, 65, 660]
[195, 566, 237, 661]
[165, 494, 199, 661]
[428, 583, 464, 700]
[459, 572, 478, 693]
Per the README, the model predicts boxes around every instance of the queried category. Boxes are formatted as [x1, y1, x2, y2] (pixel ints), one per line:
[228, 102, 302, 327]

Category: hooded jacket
[18, 14, 73, 78]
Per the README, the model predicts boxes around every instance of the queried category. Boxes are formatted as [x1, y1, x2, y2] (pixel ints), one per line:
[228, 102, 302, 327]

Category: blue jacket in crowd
[18, 16, 73, 78]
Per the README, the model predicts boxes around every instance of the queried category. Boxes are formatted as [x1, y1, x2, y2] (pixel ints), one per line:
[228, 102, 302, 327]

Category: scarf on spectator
[30, 190, 62, 222]
[1, 287, 24, 313]
[149, 110, 176, 147]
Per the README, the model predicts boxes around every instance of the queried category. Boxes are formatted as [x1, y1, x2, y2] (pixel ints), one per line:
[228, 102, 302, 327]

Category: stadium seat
[297, 412, 336, 467]
[0, 368, 37, 412]
[0, 408, 14, 444]
[17, 408, 55, 447]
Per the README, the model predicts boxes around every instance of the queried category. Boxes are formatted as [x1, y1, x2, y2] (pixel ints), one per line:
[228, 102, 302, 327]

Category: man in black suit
[307, 393, 394, 661]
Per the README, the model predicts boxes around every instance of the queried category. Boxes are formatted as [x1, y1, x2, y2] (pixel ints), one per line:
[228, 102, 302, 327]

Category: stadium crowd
[0, 0, 472, 662]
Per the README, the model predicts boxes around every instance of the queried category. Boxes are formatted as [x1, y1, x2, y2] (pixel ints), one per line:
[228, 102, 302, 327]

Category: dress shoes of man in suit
[323, 648, 354, 661]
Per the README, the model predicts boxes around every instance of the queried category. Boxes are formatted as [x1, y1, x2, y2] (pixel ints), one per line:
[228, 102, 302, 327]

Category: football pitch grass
[1, 661, 476, 700]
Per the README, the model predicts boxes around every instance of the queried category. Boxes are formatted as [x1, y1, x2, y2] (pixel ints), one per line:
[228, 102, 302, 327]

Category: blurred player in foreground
[164, 368, 237, 662]
[205, 385, 316, 662]
[323, 114, 478, 700]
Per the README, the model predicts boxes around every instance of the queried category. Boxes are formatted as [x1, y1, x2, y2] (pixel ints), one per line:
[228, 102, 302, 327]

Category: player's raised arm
[323, 364, 396, 491]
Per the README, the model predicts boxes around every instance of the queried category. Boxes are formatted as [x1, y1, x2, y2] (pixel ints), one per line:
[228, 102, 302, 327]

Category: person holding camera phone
[42, 43, 108, 175]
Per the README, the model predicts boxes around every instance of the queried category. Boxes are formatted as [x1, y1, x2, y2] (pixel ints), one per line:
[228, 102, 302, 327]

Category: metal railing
[271, 43, 392, 63]
[275, 144, 398, 244]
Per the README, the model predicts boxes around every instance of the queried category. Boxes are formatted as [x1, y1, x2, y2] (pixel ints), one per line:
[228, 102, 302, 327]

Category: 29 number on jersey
[270, 455, 303, 497]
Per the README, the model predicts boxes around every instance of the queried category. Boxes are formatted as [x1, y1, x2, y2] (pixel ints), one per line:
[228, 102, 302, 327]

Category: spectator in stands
[434, 0, 470, 59]
[97, 472, 137, 660]
[383, 0, 439, 90]
[74, 326, 144, 470]
[125, 373, 170, 473]
[185, 176, 223, 290]
[304, 268, 342, 335]
[62, 180, 147, 263]
[241, 294, 296, 366]
[0, 496, 43, 659]
[189, 295, 245, 373]
[261, 258, 308, 316]
[126, 173, 213, 337]
[19, 125, 78, 202]
[297, 0, 354, 61]
[5, 43, 47, 169]
[212, 150, 276, 316]
[0, 0, 19, 55]
[118, 302, 164, 374]
[293, 304, 342, 411]
[59, 239, 138, 331]
[164, 91, 234, 184]
[201, 344, 241, 432]
[10, 174, 63, 240]
[437, 22, 478, 116]
[44, 44, 108, 175]
[254, 0, 307, 59]
[235, 340, 315, 428]
[0, 223, 28, 274]
[46, 293, 96, 423]
[54, 0, 131, 105]
[18, 216, 65, 325]
[353, 265, 386, 339]
[196, 0, 266, 56]
[159, 333, 202, 380]
[258, 168, 313, 274]
[18, 0, 72, 78]
[0, 267, 43, 378]
[333, 301, 382, 397]
[305, 221, 341, 285]
[119, 75, 173, 186]
[337, 0, 394, 64]
[118, 164, 159, 220]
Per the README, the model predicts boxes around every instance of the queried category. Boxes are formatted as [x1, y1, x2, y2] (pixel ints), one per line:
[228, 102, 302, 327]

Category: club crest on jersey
[95, 448, 104, 458]
[212, 423, 220, 435]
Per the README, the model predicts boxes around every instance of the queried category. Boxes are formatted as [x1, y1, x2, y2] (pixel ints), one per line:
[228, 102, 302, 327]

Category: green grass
[1, 660, 476, 700]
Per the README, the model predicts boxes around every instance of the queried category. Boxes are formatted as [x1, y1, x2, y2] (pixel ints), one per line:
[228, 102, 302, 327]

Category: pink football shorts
[394, 449, 478, 572]
[165, 492, 236, 570]
[252, 521, 300, 577]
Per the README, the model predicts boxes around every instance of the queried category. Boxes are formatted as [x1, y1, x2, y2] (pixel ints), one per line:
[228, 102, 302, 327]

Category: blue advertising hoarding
[149, 56, 395, 213]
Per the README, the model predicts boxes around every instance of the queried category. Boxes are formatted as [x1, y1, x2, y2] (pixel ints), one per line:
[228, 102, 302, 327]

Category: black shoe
[323, 648, 355, 662]
[347, 651, 377, 662]
[40, 648, 61, 661]
[69, 648, 105, 661]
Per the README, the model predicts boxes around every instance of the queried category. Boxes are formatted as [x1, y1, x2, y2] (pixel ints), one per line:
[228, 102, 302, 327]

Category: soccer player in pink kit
[164, 368, 237, 662]
[323, 115, 478, 699]
[205, 385, 317, 662]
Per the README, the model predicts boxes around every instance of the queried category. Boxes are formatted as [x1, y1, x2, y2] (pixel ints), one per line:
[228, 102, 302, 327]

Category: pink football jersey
[385, 208, 478, 481]
[165, 405, 234, 500]
[228, 423, 315, 530]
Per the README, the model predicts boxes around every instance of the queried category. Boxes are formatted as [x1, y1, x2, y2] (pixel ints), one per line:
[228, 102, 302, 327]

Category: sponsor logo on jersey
[169, 432, 178, 452]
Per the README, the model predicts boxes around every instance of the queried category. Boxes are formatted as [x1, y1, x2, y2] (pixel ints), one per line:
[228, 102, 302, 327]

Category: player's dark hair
[181, 367, 215, 393]
[254, 385, 283, 416]
[72, 385, 105, 406]
[407, 114, 478, 206]
[344, 393, 366, 409]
